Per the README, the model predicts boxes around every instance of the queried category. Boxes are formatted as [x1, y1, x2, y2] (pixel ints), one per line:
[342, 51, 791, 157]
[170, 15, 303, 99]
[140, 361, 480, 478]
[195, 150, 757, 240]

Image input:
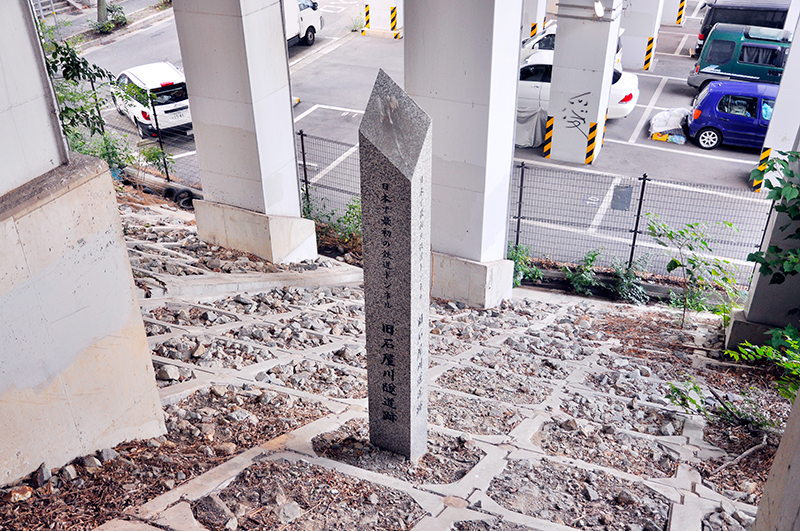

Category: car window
[535, 34, 555, 51]
[298, 0, 315, 9]
[116, 74, 128, 85]
[739, 45, 782, 66]
[705, 39, 735, 63]
[520, 64, 552, 83]
[718, 94, 758, 117]
[762, 99, 774, 121]
[151, 83, 189, 106]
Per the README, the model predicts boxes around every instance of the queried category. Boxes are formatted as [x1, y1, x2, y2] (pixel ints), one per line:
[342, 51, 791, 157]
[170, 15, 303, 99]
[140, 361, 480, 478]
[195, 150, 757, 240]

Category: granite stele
[359, 69, 432, 461]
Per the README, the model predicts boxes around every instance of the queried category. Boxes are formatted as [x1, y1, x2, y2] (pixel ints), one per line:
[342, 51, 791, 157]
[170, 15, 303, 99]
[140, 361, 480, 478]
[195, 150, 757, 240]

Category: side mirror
[312, 1, 318, 10]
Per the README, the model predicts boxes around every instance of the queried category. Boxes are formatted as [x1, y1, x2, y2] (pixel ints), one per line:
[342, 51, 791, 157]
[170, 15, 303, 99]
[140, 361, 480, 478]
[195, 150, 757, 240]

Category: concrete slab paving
[82, 203, 767, 531]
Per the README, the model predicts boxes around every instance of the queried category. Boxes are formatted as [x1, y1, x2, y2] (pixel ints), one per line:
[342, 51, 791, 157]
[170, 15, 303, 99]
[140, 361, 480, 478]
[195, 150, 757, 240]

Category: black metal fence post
[298, 130, 310, 214]
[628, 173, 649, 268]
[149, 94, 170, 182]
[515, 162, 526, 246]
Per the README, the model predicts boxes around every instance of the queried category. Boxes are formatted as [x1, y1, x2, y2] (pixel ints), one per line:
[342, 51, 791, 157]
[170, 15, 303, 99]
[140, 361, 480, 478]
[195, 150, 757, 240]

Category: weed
[561, 248, 604, 296]
[139, 145, 175, 176]
[349, 15, 365, 32]
[726, 325, 800, 402]
[507, 244, 543, 287]
[646, 214, 738, 327]
[610, 257, 649, 305]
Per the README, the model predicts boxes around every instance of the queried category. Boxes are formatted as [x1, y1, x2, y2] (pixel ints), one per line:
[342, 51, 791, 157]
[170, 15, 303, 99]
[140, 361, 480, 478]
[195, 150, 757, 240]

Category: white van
[285, 0, 324, 46]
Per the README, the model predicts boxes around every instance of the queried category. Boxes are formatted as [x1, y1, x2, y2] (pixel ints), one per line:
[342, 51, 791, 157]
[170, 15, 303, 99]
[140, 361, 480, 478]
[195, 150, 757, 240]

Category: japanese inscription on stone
[359, 69, 432, 461]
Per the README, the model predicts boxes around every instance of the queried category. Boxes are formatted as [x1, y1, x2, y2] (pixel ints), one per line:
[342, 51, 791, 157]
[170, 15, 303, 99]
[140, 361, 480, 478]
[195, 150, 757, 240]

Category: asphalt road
[79, 1, 771, 278]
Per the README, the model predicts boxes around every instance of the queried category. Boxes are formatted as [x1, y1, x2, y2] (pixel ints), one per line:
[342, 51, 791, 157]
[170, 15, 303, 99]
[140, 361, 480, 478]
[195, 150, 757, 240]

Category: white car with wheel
[518, 50, 639, 119]
[112, 62, 193, 139]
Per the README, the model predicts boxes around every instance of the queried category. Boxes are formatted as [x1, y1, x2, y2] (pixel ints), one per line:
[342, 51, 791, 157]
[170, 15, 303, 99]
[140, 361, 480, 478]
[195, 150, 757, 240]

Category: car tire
[304, 27, 316, 46]
[136, 120, 148, 139]
[175, 188, 193, 204]
[696, 127, 722, 150]
[112, 95, 124, 116]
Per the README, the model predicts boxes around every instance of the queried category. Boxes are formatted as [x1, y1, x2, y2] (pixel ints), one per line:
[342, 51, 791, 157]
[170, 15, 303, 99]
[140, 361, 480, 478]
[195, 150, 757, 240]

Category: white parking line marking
[674, 34, 690, 55]
[691, 0, 704, 18]
[588, 177, 621, 233]
[172, 151, 197, 160]
[520, 219, 755, 267]
[637, 73, 685, 82]
[648, 180, 769, 204]
[605, 138, 758, 166]
[294, 104, 364, 123]
[627, 76, 668, 143]
[310, 145, 358, 184]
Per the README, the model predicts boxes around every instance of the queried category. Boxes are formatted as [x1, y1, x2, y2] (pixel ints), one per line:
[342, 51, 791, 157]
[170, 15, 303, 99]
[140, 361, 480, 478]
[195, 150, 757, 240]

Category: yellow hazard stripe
[365, 4, 370, 28]
[644, 36, 655, 70]
[394, 32, 400, 39]
[602, 112, 607, 146]
[753, 147, 771, 191]
[543, 116, 554, 159]
[390, 6, 397, 31]
[530, 22, 537, 38]
[585, 122, 597, 164]
[676, 0, 685, 24]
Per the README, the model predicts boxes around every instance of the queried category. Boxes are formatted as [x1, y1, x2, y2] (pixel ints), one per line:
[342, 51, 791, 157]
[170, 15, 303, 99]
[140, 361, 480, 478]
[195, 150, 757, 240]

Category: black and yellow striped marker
[543, 116, 554, 159]
[394, 32, 401, 39]
[753, 147, 771, 191]
[643, 36, 655, 70]
[585, 122, 597, 164]
[676, 0, 685, 25]
[530, 22, 537, 38]
[390, 6, 397, 31]
[602, 112, 607, 146]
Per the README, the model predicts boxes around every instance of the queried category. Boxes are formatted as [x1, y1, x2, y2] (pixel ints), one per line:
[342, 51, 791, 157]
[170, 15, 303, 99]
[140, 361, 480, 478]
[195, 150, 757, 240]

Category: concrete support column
[522, 0, 547, 41]
[405, 0, 518, 309]
[725, 17, 800, 349]
[172, 0, 316, 264]
[660, 0, 685, 26]
[361, 0, 403, 39]
[547, 0, 621, 165]
[620, 0, 664, 71]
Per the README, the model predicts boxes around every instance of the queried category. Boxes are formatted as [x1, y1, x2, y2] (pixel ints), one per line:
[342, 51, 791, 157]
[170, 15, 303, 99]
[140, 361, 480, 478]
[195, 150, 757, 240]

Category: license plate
[171, 112, 186, 120]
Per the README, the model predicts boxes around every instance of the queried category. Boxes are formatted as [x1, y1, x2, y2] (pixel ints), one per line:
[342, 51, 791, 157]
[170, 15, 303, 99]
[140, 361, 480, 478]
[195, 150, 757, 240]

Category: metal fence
[296, 132, 773, 285]
[508, 163, 772, 285]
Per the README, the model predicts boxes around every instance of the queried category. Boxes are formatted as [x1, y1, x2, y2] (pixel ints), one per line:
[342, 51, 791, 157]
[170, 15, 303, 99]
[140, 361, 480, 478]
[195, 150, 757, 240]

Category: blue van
[686, 80, 777, 150]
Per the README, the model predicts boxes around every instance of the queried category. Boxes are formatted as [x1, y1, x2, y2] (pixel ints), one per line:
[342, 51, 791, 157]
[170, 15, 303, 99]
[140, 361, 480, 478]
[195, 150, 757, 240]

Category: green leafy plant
[90, 20, 115, 33]
[561, 248, 604, 296]
[108, 4, 128, 26]
[667, 377, 780, 429]
[748, 151, 800, 286]
[507, 243, 543, 287]
[646, 214, 738, 327]
[726, 325, 800, 402]
[332, 197, 362, 244]
[38, 21, 114, 141]
[139, 145, 174, 176]
[91, 132, 134, 170]
[349, 15, 366, 32]
[610, 257, 649, 305]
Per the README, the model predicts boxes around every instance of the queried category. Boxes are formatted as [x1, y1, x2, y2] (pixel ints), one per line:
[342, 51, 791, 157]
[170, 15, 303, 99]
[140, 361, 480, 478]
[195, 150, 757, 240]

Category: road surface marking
[310, 145, 358, 184]
[691, 0, 704, 18]
[674, 34, 690, 55]
[172, 151, 197, 160]
[294, 104, 363, 123]
[519, 219, 756, 268]
[588, 178, 622, 233]
[605, 138, 757, 166]
[648, 180, 770, 204]
[627, 76, 668, 143]
[637, 72, 685, 82]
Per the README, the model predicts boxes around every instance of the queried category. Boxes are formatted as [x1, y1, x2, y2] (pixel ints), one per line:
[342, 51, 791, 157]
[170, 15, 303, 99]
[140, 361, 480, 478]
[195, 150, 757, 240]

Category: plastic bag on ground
[649, 108, 690, 136]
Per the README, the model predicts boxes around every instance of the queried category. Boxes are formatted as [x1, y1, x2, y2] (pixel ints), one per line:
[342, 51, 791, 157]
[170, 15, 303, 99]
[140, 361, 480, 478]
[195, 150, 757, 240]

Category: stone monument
[359, 69, 432, 461]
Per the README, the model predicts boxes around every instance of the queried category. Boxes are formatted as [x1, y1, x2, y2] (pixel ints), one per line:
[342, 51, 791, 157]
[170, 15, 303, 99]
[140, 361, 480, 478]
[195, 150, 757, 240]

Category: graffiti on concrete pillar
[561, 92, 591, 139]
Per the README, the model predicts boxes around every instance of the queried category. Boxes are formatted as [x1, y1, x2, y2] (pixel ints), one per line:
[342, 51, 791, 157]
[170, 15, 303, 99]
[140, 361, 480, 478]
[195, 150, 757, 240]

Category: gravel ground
[488, 458, 670, 530]
[429, 391, 526, 435]
[193, 458, 426, 530]
[436, 366, 551, 405]
[312, 418, 485, 485]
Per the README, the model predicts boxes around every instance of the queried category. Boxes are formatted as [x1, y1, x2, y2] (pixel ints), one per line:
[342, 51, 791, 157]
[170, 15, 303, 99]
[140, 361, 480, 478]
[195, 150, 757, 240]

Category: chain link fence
[295, 132, 772, 285]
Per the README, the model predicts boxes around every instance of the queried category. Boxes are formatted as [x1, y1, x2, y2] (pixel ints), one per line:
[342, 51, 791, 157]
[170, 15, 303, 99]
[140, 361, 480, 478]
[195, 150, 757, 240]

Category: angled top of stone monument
[359, 69, 431, 180]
